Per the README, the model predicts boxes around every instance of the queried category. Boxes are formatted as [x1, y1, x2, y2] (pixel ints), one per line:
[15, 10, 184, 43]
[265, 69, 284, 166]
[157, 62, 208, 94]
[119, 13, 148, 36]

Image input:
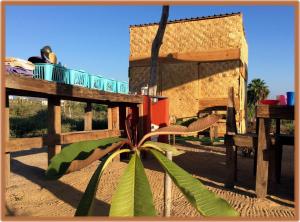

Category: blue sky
[5, 5, 295, 98]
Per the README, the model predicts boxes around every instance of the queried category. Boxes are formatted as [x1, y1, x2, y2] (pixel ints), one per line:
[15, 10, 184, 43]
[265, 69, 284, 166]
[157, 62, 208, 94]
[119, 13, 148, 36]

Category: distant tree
[247, 78, 270, 105]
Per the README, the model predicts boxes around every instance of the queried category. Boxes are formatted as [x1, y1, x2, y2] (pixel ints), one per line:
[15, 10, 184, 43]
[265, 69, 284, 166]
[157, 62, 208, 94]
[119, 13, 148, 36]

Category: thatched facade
[128, 12, 248, 134]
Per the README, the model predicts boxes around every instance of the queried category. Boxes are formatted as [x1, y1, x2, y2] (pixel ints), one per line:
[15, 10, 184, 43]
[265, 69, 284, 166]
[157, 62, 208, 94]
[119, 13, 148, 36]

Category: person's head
[40, 45, 57, 64]
[40, 45, 52, 58]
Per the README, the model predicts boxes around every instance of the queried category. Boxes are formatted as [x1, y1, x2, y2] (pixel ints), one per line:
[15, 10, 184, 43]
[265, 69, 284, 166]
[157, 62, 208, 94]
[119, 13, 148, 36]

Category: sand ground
[5, 145, 294, 218]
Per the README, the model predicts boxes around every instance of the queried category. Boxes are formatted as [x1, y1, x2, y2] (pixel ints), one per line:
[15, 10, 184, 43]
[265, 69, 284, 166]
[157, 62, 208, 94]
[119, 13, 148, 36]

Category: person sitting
[28, 45, 57, 64]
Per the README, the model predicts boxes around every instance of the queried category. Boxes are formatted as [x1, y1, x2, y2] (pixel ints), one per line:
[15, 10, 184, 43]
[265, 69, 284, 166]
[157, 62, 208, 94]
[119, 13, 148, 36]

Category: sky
[5, 5, 295, 98]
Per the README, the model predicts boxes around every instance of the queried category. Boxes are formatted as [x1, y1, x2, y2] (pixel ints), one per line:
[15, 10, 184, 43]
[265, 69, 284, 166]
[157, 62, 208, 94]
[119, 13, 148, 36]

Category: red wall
[143, 96, 169, 142]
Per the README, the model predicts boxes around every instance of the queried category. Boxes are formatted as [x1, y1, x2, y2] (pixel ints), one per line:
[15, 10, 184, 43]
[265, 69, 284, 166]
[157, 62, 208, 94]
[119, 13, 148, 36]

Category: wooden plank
[7, 137, 47, 152]
[255, 118, 271, 198]
[277, 134, 294, 145]
[232, 134, 257, 148]
[59, 130, 121, 144]
[138, 103, 144, 140]
[5, 94, 10, 186]
[276, 119, 280, 134]
[232, 134, 291, 149]
[256, 105, 294, 120]
[84, 102, 92, 131]
[129, 48, 241, 67]
[6, 129, 128, 151]
[48, 97, 61, 164]
[225, 134, 236, 188]
[209, 125, 218, 144]
[108, 106, 120, 130]
[6, 74, 143, 104]
[226, 88, 237, 135]
[225, 87, 237, 188]
[199, 97, 240, 111]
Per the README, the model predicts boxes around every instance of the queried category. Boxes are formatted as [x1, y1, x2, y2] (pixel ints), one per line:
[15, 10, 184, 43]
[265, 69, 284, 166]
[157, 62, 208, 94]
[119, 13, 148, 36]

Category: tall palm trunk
[148, 6, 169, 97]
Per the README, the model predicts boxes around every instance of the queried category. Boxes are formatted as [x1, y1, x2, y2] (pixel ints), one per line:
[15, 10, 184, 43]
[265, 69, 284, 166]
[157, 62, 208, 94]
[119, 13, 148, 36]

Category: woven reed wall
[129, 60, 246, 133]
[198, 61, 240, 98]
[160, 62, 199, 118]
[129, 66, 151, 93]
[130, 14, 246, 60]
[240, 38, 248, 65]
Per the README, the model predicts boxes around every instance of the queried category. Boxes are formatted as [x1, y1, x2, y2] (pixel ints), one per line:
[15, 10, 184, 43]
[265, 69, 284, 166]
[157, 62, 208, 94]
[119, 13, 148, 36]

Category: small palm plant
[46, 114, 239, 217]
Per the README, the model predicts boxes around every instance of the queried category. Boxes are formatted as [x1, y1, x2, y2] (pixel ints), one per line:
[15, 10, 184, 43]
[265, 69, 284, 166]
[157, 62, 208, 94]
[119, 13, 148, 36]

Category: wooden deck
[6, 74, 143, 104]
[4, 74, 144, 185]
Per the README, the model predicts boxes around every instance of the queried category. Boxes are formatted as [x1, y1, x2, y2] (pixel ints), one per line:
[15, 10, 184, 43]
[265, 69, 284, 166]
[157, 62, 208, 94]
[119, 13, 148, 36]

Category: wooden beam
[255, 118, 271, 198]
[5, 94, 10, 186]
[138, 103, 144, 140]
[6, 130, 124, 151]
[6, 137, 47, 152]
[256, 105, 294, 120]
[108, 106, 120, 131]
[59, 130, 120, 145]
[6, 74, 143, 104]
[129, 48, 241, 67]
[226, 88, 237, 135]
[225, 87, 237, 188]
[225, 134, 236, 188]
[199, 97, 240, 111]
[84, 102, 92, 131]
[48, 97, 61, 164]
[230, 133, 293, 150]
[277, 134, 294, 146]
[232, 134, 257, 148]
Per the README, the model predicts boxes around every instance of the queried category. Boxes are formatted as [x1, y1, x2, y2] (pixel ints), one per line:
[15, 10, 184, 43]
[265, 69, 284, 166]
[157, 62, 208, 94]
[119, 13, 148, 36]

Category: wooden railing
[4, 74, 144, 184]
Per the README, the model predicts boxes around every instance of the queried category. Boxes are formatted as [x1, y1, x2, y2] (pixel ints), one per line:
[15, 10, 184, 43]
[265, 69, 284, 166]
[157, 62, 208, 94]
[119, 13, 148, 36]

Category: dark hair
[41, 46, 52, 54]
[40, 46, 53, 60]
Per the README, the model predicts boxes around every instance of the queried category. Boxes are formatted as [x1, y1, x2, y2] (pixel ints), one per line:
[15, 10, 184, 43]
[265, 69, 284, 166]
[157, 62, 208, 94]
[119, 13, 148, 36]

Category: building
[128, 12, 248, 134]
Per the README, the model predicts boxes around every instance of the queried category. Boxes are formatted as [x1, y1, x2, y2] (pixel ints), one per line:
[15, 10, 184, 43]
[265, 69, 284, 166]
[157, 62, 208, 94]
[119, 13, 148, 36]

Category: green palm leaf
[109, 152, 156, 217]
[75, 149, 131, 216]
[46, 137, 124, 179]
[141, 141, 184, 156]
[149, 149, 239, 217]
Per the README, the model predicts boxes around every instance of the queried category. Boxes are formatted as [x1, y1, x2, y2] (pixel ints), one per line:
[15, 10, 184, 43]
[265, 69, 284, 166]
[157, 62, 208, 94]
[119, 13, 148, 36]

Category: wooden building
[129, 12, 248, 134]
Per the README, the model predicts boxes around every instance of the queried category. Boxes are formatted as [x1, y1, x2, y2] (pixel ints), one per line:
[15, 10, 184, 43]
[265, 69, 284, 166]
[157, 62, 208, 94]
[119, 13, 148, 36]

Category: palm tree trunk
[148, 6, 169, 96]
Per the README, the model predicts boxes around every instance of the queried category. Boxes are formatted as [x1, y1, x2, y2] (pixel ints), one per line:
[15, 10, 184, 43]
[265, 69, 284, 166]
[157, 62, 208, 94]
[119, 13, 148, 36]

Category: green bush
[9, 97, 107, 138]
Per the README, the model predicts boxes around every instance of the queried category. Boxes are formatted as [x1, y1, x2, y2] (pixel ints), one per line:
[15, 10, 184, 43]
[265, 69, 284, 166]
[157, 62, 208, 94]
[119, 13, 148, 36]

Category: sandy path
[5, 146, 294, 218]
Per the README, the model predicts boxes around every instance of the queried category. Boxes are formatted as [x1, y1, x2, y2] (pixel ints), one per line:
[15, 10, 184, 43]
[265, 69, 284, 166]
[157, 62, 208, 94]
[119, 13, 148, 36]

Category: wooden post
[5, 94, 10, 187]
[253, 117, 259, 176]
[276, 119, 280, 134]
[108, 106, 120, 162]
[210, 125, 218, 144]
[164, 151, 172, 217]
[108, 106, 120, 131]
[275, 119, 282, 183]
[138, 103, 149, 160]
[255, 117, 271, 198]
[225, 135, 237, 188]
[253, 140, 258, 176]
[84, 102, 92, 131]
[225, 87, 237, 188]
[48, 97, 61, 164]
[137, 103, 144, 141]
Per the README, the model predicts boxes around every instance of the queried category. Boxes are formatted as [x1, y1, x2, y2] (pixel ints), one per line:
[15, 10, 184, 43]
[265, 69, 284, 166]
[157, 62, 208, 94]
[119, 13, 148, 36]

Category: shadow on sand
[10, 158, 110, 216]
[142, 149, 294, 204]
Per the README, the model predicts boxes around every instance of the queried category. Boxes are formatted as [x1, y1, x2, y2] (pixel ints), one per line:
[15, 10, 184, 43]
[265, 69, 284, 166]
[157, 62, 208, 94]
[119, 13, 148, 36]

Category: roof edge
[129, 12, 241, 28]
